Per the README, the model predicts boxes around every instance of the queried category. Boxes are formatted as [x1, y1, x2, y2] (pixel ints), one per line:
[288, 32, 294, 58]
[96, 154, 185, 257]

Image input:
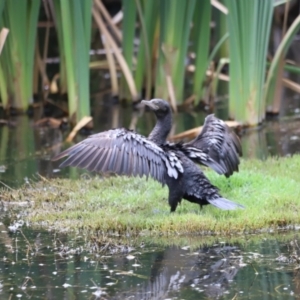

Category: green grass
[3, 156, 300, 238]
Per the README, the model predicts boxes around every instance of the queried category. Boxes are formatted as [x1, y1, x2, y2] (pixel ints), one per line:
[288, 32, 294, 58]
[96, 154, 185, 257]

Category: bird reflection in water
[114, 244, 244, 299]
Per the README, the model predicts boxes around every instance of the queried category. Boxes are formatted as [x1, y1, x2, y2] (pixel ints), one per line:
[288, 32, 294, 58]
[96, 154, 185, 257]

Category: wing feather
[52, 128, 183, 184]
[184, 114, 242, 177]
[113, 146, 123, 174]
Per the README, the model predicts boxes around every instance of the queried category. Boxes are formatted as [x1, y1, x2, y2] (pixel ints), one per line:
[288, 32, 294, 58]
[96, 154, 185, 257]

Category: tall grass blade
[265, 1, 289, 113]
[207, 33, 229, 64]
[93, 0, 122, 95]
[73, 0, 92, 121]
[214, 2, 229, 60]
[0, 28, 9, 54]
[66, 116, 93, 142]
[26, 1, 40, 105]
[192, 0, 211, 103]
[154, 0, 170, 101]
[59, 0, 77, 120]
[211, 58, 229, 98]
[54, 0, 92, 124]
[0, 0, 5, 18]
[174, 0, 195, 102]
[0, 125, 9, 163]
[0, 64, 8, 107]
[265, 14, 300, 111]
[92, 6, 139, 100]
[155, 0, 196, 103]
[35, 40, 50, 98]
[273, 0, 292, 6]
[282, 63, 300, 74]
[49, 0, 67, 94]
[282, 78, 300, 93]
[0, 0, 40, 110]
[120, 0, 137, 99]
[134, 0, 157, 99]
[100, 32, 119, 95]
[211, 0, 228, 14]
[226, 0, 273, 125]
[94, 0, 122, 42]
[0, 26, 9, 107]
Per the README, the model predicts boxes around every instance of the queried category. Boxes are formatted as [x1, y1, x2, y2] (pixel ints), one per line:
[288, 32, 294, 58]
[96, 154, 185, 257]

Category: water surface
[0, 216, 299, 299]
[1, 105, 300, 188]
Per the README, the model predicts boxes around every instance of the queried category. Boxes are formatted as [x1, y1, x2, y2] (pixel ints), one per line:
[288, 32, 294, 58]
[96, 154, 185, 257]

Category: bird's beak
[141, 100, 158, 110]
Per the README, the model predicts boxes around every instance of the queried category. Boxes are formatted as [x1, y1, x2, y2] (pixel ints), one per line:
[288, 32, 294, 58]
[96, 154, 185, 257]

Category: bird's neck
[148, 113, 172, 145]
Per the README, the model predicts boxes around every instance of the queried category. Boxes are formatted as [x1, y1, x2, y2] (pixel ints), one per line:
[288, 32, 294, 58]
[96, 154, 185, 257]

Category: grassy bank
[2, 156, 300, 237]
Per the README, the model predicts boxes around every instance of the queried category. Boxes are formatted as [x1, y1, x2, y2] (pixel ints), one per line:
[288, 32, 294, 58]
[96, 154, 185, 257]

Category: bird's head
[141, 99, 171, 119]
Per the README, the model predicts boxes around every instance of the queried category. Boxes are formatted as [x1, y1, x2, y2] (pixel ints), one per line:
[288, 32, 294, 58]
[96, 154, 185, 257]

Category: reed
[93, 0, 139, 100]
[1, 0, 298, 124]
[130, 0, 225, 106]
[155, 0, 196, 105]
[0, 28, 9, 107]
[0, 0, 5, 17]
[0, 28, 9, 55]
[120, 0, 136, 99]
[192, 0, 211, 104]
[225, 0, 273, 125]
[134, 0, 158, 100]
[52, 0, 92, 124]
[0, 0, 40, 110]
[265, 14, 300, 113]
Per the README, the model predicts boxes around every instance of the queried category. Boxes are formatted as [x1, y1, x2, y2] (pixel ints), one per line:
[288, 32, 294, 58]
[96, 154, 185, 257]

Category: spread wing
[52, 128, 183, 184]
[184, 114, 242, 177]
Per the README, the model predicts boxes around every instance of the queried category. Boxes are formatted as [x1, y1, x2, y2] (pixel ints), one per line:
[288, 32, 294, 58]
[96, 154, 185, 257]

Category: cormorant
[52, 99, 244, 212]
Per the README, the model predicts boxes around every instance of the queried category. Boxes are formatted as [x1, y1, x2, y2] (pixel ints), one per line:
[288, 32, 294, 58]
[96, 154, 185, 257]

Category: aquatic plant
[192, 0, 211, 104]
[52, 0, 92, 124]
[225, 0, 274, 125]
[0, 0, 299, 128]
[265, 13, 300, 113]
[0, 0, 40, 110]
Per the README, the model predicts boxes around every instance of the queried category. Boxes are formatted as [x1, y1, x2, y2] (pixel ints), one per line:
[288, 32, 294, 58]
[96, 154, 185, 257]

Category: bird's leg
[168, 191, 182, 213]
[195, 204, 203, 215]
[226, 178, 232, 188]
[170, 203, 178, 213]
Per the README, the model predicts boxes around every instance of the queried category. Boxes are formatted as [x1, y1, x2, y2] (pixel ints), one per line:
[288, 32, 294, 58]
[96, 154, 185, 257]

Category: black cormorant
[52, 99, 244, 212]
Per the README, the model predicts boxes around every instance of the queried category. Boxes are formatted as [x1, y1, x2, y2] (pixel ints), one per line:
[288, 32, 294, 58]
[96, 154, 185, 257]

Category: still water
[0, 101, 300, 188]
[0, 103, 300, 299]
[0, 218, 299, 299]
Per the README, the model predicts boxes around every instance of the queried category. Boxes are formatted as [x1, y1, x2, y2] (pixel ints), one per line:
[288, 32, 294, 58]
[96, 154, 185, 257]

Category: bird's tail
[207, 197, 245, 210]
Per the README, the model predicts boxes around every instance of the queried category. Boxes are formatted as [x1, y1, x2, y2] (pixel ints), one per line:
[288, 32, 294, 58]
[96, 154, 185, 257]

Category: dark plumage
[52, 99, 244, 212]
